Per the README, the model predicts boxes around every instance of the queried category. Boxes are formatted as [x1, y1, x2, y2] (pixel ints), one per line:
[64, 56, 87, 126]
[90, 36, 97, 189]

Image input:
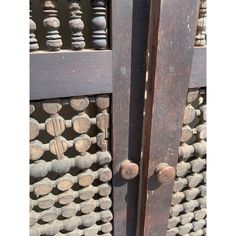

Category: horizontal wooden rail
[189, 47, 206, 88]
[30, 50, 112, 100]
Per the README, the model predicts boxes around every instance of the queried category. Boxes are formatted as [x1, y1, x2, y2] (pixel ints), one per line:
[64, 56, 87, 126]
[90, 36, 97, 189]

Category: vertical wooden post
[138, 0, 200, 235]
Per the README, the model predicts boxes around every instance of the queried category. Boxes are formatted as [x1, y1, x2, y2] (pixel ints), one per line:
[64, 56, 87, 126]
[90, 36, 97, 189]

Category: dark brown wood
[139, 0, 200, 235]
[30, 50, 112, 100]
[189, 47, 206, 88]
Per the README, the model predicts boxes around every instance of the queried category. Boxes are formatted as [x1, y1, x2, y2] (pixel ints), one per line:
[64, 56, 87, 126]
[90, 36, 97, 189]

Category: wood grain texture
[139, 0, 200, 235]
[30, 50, 112, 100]
[189, 47, 206, 88]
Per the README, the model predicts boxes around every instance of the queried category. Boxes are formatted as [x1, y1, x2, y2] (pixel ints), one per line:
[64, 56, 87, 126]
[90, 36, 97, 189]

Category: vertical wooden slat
[111, 0, 135, 235]
[139, 0, 200, 235]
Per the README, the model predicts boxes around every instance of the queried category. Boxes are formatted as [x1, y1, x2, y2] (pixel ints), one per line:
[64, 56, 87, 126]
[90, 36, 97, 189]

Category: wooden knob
[120, 160, 139, 180]
[156, 163, 176, 183]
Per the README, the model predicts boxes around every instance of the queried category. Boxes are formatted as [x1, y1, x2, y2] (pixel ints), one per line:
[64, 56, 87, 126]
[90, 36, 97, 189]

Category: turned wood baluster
[68, 0, 85, 50]
[41, 0, 62, 51]
[91, 0, 107, 49]
[30, 0, 39, 51]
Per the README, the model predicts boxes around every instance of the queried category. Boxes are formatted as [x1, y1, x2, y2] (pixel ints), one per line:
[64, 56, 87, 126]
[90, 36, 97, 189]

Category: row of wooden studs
[31, 183, 111, 210]
[30, 0, 108, 51]
[167, 223, 206, 236]
[31, 198, 112, 225]
[30, 153, 111, 178]
[31, 167, 112, 195]
[30, 112, 109, 140]
[30, 133, 107, 160]
[30, 211, 112, 236]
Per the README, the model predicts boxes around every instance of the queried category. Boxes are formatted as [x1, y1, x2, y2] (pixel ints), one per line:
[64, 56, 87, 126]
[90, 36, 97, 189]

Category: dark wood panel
[111, 0, 143, 235]
[189, 47, 206, 88]
[30, 50, 112, 100]
[139, 0, 200, 235]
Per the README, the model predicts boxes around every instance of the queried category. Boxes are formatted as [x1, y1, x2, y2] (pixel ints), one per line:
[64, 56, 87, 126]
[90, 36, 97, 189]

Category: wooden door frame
[138, 0, 202, 235]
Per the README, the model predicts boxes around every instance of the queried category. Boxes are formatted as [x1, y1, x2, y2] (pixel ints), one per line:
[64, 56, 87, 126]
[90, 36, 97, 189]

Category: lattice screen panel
[195, 0, 207, 46]
[30, 95, 113, 236]
[166, 88, 206, 236]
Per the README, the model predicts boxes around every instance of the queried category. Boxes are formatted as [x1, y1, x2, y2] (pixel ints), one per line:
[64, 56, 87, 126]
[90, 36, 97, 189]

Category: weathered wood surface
[30, 50, 112, 100]
[139, 0, 200, 235]
[189, 47, 206, 88]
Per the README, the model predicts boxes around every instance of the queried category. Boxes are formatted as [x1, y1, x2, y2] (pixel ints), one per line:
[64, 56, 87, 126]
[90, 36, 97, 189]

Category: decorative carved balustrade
[30, 0, 109, 51]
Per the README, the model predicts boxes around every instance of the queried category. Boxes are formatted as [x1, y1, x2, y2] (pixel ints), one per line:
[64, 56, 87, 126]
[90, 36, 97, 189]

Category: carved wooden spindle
[30, 0, 39, 51]
[68, 0, 85, 50]
[41, 0, 62, 51]
[91, 0, 107, 49]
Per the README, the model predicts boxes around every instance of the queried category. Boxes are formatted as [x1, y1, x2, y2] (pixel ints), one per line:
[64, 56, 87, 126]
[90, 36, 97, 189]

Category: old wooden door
[30, 0, 148, 236]
[138, 0, 206, 235]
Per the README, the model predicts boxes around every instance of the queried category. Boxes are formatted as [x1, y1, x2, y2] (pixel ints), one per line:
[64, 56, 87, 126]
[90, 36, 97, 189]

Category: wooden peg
[181, 125, 194, 143]
[193, 140, 206, 156]
[166, 228, 179, 236]
[192, 219, 206, 231]
[186, 173, 204, 188]
[170, 204, 184, 217]
[187, 90, 199, 103]
[194, 209, 206, 221]
[178, 144, 194, 161]
[171, 192, 185, 205]
[183, 200, 199, 212]
[178, 223, 193, 235]
[184, 188, 200, 201]
[173, 178, 188, 192]
[45, 115, 66, 137]
[179, 212, 194, 224]
[167, 217, 180, 229]
[190, 158, 206, 173]
[183, 104, 198, 125]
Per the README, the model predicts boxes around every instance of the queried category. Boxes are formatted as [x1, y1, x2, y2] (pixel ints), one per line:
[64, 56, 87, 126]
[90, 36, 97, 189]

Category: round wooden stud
[98, 184, 112, 196]
[42, 99, 62, 114]
[170, 204, 184, 217]
[181, 125, 193, 143]
[78, 172, 95, 187]
[166, 228, 179, 236]
[70, 96, 89, 111]
[96, 95, 110, 110]
[45, 115, 66, 136]
[30, 118, 40, 140]
[61, 203, 77, 218]
[64, 216, 79, 231]
[74, 134, 91, 153]
[79, 186, 96, 200]
[75, 153, 93, 169]
[30, 140, 44, 161]
[156, 163, 176, 183]
[38, 198, 55, 209]
[82, 212, 97, 227]
[100, 210, 113, 222]
[30, 104, 35, 115]
[97, 132, 106, 149]
[30, 162, 48, 178]
[58, 193, 75, 205]
[120, 160, 139, 180]
[99, 168, 112, 182]
[51, 158, 71, 174]
[101, 222, 113, 233]
[176, 161, 191, 177]
[42, 207, 58, 222]
[187, 90, 199, 103]
[183, 105, 196, 125]
[35, 182, 52, 196]
[178, 223, 193, 235]
[49, 136, 68, 158]
[97, 151, 112, 165]
[80, 199, 96, 214]
[99, 198, 112, 210]
[173, 178, 188, 192]
[180, 212, 194, 225]
[72, 114, 91, 133]
[57, 178, 73, 192]
[96, 113, 109, 131]
[167, 217, 180, 229]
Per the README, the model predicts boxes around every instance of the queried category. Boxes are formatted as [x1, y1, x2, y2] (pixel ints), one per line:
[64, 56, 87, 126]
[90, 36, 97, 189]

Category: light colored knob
[120, 160, 139, 180]
[156, 163, 176, 183]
